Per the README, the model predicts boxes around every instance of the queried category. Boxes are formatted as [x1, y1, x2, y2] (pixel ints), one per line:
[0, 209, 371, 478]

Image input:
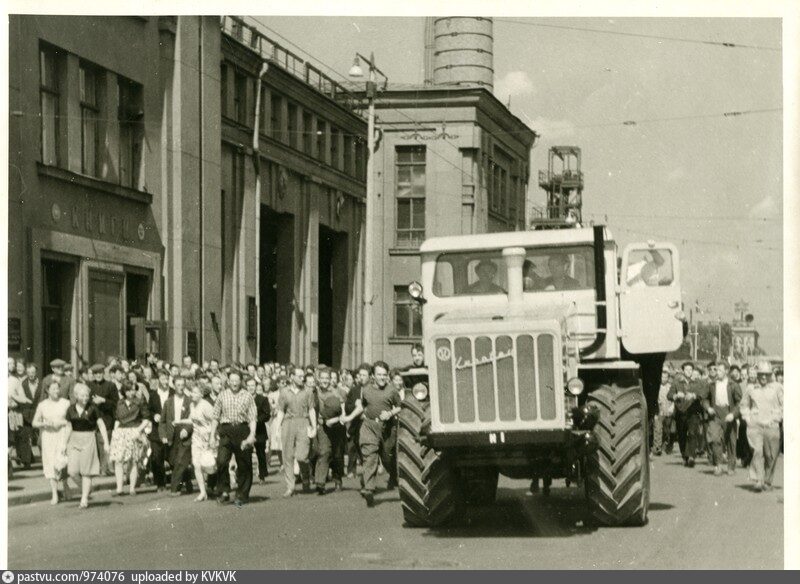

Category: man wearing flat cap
[88, 364, 118, 475]
[42, 359, 75, 402]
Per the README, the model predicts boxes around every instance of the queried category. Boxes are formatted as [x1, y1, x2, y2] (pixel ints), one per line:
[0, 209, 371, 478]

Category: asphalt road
[7, 452, 783, 569]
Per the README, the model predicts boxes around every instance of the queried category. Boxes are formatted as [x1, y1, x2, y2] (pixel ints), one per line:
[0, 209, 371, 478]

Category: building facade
[366, 87, 537, 365]
[8, 15, 368, 370]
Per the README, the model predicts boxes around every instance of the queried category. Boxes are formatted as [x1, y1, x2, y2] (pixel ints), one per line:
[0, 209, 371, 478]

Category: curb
[8, 477, 119, 507]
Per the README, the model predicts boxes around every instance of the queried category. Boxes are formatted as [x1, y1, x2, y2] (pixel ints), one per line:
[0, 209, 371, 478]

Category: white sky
[257, 15, 784, 353]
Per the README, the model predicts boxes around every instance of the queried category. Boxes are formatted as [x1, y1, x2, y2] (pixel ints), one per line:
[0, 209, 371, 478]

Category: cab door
[619, 242, 683, 354]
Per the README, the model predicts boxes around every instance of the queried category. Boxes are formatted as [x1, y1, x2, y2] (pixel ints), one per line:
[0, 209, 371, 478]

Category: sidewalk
[7, 463, 118, 507]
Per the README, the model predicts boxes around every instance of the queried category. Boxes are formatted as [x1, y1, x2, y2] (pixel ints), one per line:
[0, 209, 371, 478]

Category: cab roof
[419, 226, 612, 255]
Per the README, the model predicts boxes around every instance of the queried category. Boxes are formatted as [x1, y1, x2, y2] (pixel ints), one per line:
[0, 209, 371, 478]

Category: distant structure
[532, 146, 584, 227]
[424, 16, 494, 91]
[730, 300, 760, 364]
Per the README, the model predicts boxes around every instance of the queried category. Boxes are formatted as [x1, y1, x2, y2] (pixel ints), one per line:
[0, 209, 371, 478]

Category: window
[79, 63, 99, 176]
[259, 83, 268, 134]
[270, 93, 282, 140]
[395, 146, 426, 248]
[330, 126, 339, 169]
[489, 148, 512, 217]
[316, 120, 327, 162]
[287, 102, 298, 149]
[394, 286, 422, 338]
[233, 70, 247, 125]
[355, 138, 366, 181]
[624, 249, 675, 288]
[118, 77, 144, 189]
[40, 45, 60, 166]
[302, 112, 312, 154]
[220, 63, 228, 118]
[508, 176, 518, 224]
[344, 134, 353, 175]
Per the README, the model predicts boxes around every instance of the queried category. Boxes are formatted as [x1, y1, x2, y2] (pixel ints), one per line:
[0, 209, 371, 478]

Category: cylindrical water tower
[431, 16, 493, 91]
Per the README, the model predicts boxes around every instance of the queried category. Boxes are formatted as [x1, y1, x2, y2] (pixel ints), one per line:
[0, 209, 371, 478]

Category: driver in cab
[466, 259, 506, 295]
[541, 254, 581, 291]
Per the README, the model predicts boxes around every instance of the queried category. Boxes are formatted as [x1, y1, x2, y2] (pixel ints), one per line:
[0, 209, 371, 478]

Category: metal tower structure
[532, 146, 584, 227]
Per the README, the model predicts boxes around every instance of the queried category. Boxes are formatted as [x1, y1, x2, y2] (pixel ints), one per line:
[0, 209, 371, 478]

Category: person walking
[652, 366, 674, 456]
[350, 361, 402, 507]
[275, 366, 317, 498]
[188, 383, 216, 502]
[313, 367, 346, 495]
[32, 380, 71, 504]
[668, 361, 704, 467]
[42, 359, 75, 402]
[266, 378, 283, 474]
[343, 365, 370, 478]
[88, 364, 118, 476]
[248, 376, 271, 483]
[109, 380, 150, 496]
[161, 374, 194, 496]
[12, 363, 39, 469]
[703, 362, 742, 476]
[740, 362, 783, 491]
[63, 384, 109, 508]
[147, 369, 171, 492]
[209, 371, 257, 507]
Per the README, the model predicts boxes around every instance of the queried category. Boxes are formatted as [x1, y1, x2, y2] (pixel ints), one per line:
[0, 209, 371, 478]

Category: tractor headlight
[567, 377, 585, 396]
[408, 281, 424, 300]
[412, 382, 429, 401]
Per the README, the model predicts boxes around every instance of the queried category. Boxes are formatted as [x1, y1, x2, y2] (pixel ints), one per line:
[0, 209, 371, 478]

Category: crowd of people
[655, 359, 784, 491]
[7, 349, 783, 510]
[6, 346, 427, 509]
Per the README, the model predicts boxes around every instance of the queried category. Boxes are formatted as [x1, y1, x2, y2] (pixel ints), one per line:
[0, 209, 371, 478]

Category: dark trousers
[676, 411, 702, 461]
[346, 420, 362, 474]
[314, 423, 346, 486]
[737, 419, 754, 466]
[359, 419, 397, 493]
[169, 440, 193, 493]
[255, 435, 268, 479]
[14, 424, 33, 467]
[215, 423, 253, 502]
[149, 439, 167, 488]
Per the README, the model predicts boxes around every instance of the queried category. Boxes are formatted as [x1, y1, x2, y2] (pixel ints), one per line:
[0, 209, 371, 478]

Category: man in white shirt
[653, 367, 675, 456]
[704, 362, 742, 475]
[740, 362, 783, 491]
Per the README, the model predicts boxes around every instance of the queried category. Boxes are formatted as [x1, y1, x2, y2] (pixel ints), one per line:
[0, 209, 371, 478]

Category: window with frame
[79, 63, 99, 176]
[330, 126, 339, 170]
[316, 120, 327, 163]
[118, 77, 144, 189]
[395, 146, 426, 248]
[302, 111, 312, 154]
[233, 70, 247, 125]
[40, 44, 61, 166]
[394, 286, 422, 338]
[287, 101, 298, 149]
[344, 134, 353, 176]
[258, 83, 268, 134]
[489, 148, 512, 217]
[220, 63, 229, 118]
[270, 93, 282, 140]
[355, 138, 366, 181]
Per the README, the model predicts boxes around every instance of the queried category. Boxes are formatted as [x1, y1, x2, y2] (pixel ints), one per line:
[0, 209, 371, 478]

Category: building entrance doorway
[88, 270, 124, 365]
[260, 207, 295, 363]
[41, 258, 76, 369]
[318, 225, 348, 367]
[125, 272, 151, 359]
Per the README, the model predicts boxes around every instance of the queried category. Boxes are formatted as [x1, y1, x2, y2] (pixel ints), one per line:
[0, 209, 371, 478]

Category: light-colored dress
[32, 398, 70, 479]
[267, 390, 282, 451]
[190, 399, 216, 468]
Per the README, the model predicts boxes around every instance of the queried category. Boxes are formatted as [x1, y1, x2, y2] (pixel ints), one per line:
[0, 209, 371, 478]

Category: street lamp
[350, 52, 387, 363]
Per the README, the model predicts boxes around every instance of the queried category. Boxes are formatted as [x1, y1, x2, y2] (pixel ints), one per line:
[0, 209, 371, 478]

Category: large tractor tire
[584, 383, 650, 526]
[397, 396, 464, 527]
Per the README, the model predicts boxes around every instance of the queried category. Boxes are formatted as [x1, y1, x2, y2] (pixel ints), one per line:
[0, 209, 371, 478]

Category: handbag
[200, 449, 217, 474]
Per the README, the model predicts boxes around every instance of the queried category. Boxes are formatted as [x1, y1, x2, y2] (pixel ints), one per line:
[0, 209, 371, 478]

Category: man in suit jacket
[160, 374, 193, 495]
[702, 362, 742, 475]
[668, 361, 705, 468]
[148, 368, 172, 491]
[249, 377, 272, 482]
[88, 364, 119, 475]
[15, 364, 41, 469]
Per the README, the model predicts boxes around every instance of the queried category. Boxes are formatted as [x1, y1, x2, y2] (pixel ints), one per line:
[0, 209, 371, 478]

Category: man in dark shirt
[668, 361, 705, 467]
[88, 364, 118, 476]
[249, 376, 271, 483]
[347, 361, 401, 507]
[313, 367, 346, 494]
[343, 364, 370, 477]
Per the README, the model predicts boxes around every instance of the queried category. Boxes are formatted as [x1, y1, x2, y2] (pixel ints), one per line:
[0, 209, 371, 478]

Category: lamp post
[349, 52, 387, 363]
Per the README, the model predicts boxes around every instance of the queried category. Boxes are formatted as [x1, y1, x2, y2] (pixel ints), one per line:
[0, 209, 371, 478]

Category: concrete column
[63, 53, 81, 173]
[280, 97, 289, 144]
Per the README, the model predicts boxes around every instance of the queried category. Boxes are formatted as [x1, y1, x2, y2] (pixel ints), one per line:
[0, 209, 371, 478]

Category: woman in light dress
[266, 377, 283, 470]
[109, 380, 150, 496]
[31, 380, 71, 504]
[63, 384, 109, 508]
[189, 384, 216, 502]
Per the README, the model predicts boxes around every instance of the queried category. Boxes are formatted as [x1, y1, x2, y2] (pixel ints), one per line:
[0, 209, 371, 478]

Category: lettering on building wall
[8, 317, 22, 352]
[58, 204, 142, 244]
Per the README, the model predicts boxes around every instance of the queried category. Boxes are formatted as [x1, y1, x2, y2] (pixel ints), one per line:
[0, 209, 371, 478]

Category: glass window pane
[411, 147, 425, 163]
[397, 166, 411, 185]
[397, 199, 411, 229]
[395, 304, 409, 337]
[625, 249, 674, 287]
[412, 199, 425, 229]
[397, 149, 411, 164]
[412, 308, 422, 336]
[41, 93, 57, 165]
[82, 114, 96, 175]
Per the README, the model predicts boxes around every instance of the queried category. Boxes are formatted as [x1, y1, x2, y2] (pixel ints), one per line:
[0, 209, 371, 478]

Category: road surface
[7, 452, 783, 569]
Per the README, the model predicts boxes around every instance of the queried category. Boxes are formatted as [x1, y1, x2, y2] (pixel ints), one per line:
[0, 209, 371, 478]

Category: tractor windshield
[433, 245, 595, 297]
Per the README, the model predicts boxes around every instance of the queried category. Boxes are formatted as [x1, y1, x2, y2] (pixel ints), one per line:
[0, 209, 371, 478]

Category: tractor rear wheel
[397, 397, 464, 527]
[584, 383, 650, 526]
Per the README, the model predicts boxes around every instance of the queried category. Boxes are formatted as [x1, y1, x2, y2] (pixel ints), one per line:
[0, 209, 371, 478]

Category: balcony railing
[221, 16, 362, 116]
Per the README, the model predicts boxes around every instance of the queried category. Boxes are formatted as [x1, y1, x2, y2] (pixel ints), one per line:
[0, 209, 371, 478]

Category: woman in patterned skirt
[63, 384, 109, 508]
[32, 380, 70, 504]
[189, 384, 216, 502]
[109, 380, 149, 496]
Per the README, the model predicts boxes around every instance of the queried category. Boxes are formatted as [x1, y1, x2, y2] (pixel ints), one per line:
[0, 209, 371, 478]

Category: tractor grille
[433, 333, 558, 425]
